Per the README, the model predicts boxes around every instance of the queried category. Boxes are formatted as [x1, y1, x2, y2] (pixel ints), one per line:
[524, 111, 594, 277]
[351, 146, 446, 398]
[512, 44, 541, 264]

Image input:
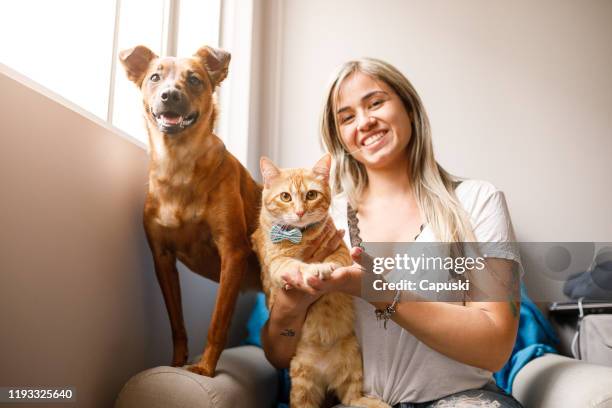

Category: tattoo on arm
[280, 328, 296, 337]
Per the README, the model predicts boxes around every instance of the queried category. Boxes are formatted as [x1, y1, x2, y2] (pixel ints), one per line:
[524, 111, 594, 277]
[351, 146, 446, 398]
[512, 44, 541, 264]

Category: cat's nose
[295, 210, 305, 218]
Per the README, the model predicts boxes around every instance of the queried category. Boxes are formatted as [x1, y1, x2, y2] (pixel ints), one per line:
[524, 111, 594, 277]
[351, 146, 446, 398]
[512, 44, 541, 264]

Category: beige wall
[258, 0, 612, 243]
[0, 68, 254, 407]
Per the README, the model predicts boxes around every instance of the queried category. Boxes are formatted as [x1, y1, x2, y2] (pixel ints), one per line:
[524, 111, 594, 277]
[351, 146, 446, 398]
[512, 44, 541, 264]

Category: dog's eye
[188, 75, 201, 86]
[150, 73, 161, 82]
[280, 192, 292, 202]
[305, 190, 318, 200]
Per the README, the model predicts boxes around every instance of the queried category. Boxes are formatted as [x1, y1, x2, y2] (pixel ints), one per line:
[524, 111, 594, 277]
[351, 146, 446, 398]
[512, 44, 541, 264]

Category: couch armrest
[512, 353, 612, 408]
[115, 346, 278, 408]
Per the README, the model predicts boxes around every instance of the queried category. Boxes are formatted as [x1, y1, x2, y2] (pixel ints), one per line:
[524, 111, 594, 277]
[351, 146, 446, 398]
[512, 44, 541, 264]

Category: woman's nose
[357, 115, 376, 132]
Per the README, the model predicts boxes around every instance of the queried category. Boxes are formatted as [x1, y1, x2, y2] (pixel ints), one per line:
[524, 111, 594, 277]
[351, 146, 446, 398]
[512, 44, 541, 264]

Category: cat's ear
[260, 157, 281, 187]
[312, 154, 332, 181]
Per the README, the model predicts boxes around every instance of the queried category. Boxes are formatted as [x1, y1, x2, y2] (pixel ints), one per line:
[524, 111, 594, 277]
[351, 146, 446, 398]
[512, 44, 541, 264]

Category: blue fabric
[270, 224, 303, 244]
[244, 292, 291, 407]
[493, 283, 559, 394]
[244, 292, 269, 347]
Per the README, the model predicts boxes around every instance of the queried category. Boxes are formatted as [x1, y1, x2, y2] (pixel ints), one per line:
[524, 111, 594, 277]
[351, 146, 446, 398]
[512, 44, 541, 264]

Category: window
[0, 0, 221, 145]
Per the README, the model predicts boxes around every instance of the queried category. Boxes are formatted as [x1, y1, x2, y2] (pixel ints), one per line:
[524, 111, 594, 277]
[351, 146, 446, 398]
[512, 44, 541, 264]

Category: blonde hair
[320, 58, 475, 243]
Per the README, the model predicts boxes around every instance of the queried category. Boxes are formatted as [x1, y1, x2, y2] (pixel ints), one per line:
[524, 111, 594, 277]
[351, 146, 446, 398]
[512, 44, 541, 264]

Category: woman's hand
[281, 246, 366, 298]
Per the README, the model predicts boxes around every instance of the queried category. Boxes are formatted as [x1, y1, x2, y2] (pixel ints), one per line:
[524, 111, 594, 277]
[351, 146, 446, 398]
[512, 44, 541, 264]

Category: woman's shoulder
[454, 179, 505, 214]
[455, 179, 518, 244]
[455, 179, 501, 198]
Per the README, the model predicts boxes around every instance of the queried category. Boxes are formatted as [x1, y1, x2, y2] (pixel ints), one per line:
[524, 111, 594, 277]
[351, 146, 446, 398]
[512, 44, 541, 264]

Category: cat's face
[260, 155, 332, 228]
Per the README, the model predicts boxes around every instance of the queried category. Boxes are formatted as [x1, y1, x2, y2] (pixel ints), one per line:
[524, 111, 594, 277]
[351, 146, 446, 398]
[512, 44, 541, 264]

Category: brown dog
[119, 45, 262, 376]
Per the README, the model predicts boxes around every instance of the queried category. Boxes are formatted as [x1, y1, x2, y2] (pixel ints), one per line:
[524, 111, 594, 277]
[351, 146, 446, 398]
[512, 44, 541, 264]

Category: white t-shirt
[329, 179, 520, 404]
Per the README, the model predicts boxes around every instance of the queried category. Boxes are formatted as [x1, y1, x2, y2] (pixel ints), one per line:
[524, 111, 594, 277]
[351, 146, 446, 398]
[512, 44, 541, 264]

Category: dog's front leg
[152, 247, 189, 367]
[188, 229, 249, 376]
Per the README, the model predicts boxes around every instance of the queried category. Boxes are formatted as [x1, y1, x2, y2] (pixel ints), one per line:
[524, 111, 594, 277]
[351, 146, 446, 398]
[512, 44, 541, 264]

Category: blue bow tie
[270, 224, 303, 244]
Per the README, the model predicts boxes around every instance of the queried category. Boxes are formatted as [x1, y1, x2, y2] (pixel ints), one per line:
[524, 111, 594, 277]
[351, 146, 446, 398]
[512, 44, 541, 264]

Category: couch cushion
[115, 346, 278, 408]
[513, 353, 612, 408]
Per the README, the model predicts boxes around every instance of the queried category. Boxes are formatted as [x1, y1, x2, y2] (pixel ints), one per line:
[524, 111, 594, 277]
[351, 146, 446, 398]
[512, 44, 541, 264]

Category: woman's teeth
[362, 131, 385, 146]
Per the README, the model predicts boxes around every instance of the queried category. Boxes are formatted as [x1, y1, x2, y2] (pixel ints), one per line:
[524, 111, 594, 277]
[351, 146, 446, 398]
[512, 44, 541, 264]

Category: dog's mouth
[152, 109, 199, 133]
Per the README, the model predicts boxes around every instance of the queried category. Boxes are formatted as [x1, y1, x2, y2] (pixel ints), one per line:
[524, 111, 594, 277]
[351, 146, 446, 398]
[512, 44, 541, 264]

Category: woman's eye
[188, 75, 201, 86]
[150, 73, 161, 82]
[370, 99, 384, 108]
[306, 190, 318, 200]
[280, 192, 292, 202]
[339, 114, 354, 124]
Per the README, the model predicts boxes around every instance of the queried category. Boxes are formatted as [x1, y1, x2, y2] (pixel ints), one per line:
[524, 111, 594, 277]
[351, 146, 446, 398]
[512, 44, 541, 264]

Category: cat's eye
[305, 190, 318, 200]
[280, 192, 292, 202]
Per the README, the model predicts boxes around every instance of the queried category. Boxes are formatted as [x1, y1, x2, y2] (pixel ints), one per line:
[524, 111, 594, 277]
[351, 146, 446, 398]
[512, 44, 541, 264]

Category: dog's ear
[119, 45, 158, 87]
[260, 157, 281, 188]
[194, 46, 231, 87]
[312, 154, 332, 181]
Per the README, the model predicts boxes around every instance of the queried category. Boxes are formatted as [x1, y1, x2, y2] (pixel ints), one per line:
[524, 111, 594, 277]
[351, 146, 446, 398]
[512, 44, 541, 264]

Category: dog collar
[270, 222, 320, 244]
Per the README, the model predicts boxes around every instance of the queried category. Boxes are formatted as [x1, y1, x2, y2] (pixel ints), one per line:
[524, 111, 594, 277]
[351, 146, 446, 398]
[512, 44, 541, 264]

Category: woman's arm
[386, 298, 519, 372]
[261, 291, 311, 369]
[299, 252, 520, 372]
[379, 258, 520, 372]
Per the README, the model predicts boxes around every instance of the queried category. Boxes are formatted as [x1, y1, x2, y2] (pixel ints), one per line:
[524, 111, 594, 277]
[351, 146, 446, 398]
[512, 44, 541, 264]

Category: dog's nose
[160, 88, 182, 103]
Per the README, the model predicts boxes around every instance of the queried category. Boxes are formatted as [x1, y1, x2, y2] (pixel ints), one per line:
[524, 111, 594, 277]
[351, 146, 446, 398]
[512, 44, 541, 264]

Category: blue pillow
[244, 292, 291, 407]
[493, 283, 559, 393]
[244, 292, 269, 347]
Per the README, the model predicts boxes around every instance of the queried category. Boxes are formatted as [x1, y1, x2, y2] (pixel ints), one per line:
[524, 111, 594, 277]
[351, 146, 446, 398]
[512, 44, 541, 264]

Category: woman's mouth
[361, 130, 388, 148]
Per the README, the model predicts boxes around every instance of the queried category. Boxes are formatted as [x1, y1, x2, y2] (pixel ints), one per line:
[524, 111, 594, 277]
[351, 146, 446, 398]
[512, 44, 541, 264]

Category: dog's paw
[186, 363, 214, 377]
[172, 354, 188, 368]
[171, 346, 189, 367]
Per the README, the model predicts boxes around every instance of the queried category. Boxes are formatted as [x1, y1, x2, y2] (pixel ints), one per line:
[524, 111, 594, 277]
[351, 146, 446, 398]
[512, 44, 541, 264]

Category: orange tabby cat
[252, 155, 390, 408]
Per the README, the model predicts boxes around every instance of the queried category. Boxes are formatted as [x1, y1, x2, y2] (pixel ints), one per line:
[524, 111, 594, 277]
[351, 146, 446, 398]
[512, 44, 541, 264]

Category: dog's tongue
[161, 113, 182, 125]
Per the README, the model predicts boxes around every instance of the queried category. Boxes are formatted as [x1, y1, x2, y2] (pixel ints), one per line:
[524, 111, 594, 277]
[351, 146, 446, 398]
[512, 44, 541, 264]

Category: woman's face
[335, 71, 412, 170]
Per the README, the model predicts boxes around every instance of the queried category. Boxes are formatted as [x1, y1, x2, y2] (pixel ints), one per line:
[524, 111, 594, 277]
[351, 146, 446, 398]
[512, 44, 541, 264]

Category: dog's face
[119, 45, 230, 135]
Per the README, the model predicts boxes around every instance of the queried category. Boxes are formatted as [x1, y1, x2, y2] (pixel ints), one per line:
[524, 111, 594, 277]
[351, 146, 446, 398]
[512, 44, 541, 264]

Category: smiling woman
[261, 57, 524, 408]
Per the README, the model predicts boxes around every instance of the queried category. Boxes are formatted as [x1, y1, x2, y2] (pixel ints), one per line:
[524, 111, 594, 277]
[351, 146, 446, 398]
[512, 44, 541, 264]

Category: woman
[261, 58, 523, 408]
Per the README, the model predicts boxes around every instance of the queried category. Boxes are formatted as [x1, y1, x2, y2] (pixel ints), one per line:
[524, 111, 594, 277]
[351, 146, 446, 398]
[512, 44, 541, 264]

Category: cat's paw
[300, 262, 337, 283]
[271, 273, 287, 289]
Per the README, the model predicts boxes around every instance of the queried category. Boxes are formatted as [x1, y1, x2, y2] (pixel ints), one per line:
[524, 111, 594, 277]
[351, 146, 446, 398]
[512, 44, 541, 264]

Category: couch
[115, 343, 612, 408]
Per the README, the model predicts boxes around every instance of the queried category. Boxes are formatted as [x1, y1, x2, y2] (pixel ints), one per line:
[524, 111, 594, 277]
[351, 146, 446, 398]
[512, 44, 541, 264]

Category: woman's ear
[260, 157, 281, 188]
[194, 45, 231, 87]
[312, 154, 332, 181]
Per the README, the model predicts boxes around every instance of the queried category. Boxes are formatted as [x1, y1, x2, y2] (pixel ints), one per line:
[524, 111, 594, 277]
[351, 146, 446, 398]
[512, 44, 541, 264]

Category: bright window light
[0, 0, 222, 146]
[0, 0, 116, 119]
[111, 0, 166, 144]
[177, 0, 221, 57]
